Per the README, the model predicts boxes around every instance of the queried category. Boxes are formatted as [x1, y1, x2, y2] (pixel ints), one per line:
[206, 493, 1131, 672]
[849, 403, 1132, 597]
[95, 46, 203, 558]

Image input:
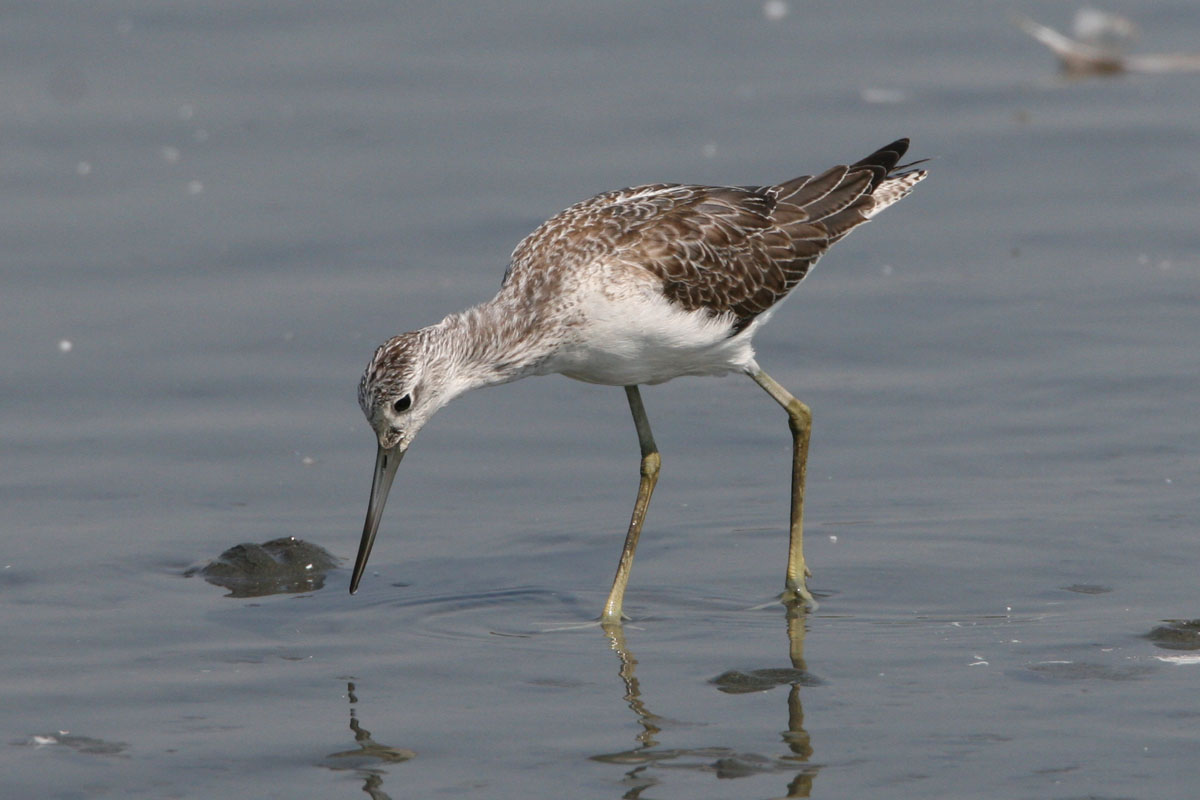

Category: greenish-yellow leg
[748, 363, 818, 611]
[602, 385, 661, 624]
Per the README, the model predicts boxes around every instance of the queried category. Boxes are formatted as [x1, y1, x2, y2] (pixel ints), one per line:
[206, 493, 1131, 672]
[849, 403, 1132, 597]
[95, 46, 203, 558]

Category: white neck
[425, 293, 561, 396]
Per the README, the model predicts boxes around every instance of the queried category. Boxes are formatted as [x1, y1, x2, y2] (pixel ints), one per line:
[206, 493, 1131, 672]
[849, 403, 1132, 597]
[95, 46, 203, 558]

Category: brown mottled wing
[616, 138, 916, 330]
[505, 139, 921, 331]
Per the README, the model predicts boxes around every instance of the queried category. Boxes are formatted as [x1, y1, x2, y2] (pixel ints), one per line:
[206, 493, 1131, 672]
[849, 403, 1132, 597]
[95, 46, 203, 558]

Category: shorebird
[1016, 10, 1200, 76]
[352, 139, 926, 621]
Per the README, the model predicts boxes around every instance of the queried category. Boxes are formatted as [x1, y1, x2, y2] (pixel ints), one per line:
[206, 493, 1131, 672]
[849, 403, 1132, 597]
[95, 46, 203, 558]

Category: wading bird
[352, 139, 926, 621]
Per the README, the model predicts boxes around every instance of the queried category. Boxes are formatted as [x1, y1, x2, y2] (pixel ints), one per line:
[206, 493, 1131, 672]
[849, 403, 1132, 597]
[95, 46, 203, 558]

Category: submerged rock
[1145, 619, 1200, 651]
[710, 667, 821, 693]
[185, 537, 339, 597]
[1021, 661, 1153, 682]
[13, 731, 129, 757]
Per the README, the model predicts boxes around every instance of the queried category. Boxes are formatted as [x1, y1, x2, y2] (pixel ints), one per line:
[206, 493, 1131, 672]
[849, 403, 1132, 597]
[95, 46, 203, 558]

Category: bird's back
[504, 138, 926, 333]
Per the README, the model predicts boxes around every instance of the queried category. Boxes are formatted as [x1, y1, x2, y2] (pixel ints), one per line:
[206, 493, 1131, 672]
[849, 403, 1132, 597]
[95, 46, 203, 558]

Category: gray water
[4, 2, 1200, 798]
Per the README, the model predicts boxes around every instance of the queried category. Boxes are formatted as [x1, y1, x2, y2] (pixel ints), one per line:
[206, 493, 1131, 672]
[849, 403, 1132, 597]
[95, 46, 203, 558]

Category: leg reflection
[592, 617, 820, 798]
[606, 623, 662, 750]
[778, 605, 816, 797]
[320, 681, 415, 799]
[590, 623, 667, 799]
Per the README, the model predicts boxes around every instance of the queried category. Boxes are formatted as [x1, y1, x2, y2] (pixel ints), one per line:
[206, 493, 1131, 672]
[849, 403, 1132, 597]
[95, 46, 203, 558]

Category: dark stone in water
[1145, 619, 1200, 651]
[1061, 583, 1112, 594]
[710, 667, 821, 693]
[185, 537, 340, 597]
[710, 754, 770, 779]
[1021, 661, 1153, 682]
[13, 732, 129, 757]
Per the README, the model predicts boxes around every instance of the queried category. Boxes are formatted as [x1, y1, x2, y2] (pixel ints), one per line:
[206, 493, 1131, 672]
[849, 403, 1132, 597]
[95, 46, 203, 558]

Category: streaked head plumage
[358, 332, 429, 451]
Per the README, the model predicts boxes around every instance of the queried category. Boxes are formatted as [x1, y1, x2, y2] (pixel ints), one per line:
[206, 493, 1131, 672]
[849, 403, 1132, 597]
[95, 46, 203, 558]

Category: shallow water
[4, 1, 1200, 798]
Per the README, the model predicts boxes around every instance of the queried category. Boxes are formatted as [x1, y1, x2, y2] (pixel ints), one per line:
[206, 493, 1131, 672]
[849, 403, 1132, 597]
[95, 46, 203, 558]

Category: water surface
[3, 2, 1199, 798]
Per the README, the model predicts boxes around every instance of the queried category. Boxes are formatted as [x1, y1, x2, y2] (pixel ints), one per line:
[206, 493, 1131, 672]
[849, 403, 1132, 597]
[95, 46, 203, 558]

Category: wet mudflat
[3, 2, 1199, 798]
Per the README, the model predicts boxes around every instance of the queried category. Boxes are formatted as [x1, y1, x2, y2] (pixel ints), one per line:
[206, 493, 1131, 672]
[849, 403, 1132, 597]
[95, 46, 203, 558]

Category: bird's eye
[392, 394, 412, 414]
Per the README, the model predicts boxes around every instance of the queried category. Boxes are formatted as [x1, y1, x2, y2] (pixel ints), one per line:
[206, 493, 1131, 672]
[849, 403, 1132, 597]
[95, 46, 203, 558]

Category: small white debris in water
[58, 339, 73, 353]
[304, 563, 314, 571]
[75, 161, 92, 176]
[828, 534, 838, 543]
[1155, 654, 1200, 665]
[701, 142, 718, 159]
[763, 0, 789, 20]
[301, 456, 316, 466]
[186, 180, 204, 195]
[881, 264, 894, 276]
[161, 145, 181, 164]
[968, 659, 988, 666]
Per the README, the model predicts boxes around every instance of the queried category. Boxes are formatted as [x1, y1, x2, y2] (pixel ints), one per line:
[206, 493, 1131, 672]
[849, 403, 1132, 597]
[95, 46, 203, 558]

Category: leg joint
[786, 399, 811, 433]
[640, 450, 661, 479]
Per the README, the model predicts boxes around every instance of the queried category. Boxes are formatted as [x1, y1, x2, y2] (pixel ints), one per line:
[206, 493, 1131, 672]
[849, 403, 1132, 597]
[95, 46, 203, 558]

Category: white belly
[539, 286, 765, 386]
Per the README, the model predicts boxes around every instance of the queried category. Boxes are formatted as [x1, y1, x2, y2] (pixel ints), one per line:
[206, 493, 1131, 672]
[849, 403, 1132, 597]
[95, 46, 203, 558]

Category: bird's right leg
[601, 385, 661, 624]
[747, 362, 818, 611]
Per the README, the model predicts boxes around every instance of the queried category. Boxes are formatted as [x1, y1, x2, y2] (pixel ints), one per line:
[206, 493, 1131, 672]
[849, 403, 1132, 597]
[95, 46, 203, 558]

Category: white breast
[539, 283, 765, 386]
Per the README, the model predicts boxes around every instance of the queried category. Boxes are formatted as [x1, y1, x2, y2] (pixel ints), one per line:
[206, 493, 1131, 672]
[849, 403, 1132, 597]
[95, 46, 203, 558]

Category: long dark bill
[349, 444, 404, 594]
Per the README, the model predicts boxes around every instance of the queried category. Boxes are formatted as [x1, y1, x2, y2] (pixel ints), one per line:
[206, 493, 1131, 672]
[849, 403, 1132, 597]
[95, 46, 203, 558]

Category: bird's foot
[599, 610, 634, 626]
[779, 582, 819, 613]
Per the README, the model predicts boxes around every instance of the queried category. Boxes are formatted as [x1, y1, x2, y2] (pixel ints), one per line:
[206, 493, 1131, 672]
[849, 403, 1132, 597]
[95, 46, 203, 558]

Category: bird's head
[351, 329, 459, 593]
[350, 306, 533, 593]
[357, 331, 445, 452]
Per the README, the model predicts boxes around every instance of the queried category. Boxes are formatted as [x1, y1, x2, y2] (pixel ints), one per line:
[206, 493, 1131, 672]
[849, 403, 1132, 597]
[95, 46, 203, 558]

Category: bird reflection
[320, 681, 415, 800]
[592, 608, 819, 798]
[780, 605, 816, 795]
[608, 624, 663, 752]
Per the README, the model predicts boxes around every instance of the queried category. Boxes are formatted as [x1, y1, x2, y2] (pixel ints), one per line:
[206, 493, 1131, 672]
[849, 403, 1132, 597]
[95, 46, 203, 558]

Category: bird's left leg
[601, 385, 661, 624]
[746, 362, 818, 611]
